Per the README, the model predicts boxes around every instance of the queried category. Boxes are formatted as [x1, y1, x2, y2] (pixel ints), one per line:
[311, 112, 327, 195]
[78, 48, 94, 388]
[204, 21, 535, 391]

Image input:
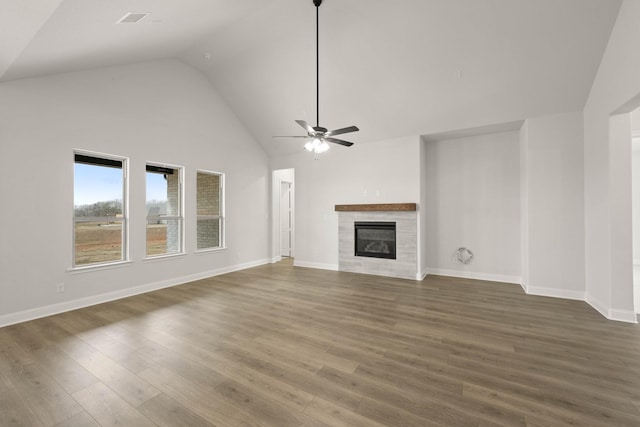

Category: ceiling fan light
[304, 138, 330, 154]
[317, 140, 330, 153]
[304, 141, 315, 152]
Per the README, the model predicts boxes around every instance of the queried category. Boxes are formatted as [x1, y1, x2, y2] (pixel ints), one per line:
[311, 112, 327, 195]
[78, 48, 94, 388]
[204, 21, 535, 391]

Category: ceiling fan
[273, 0, 359, 156]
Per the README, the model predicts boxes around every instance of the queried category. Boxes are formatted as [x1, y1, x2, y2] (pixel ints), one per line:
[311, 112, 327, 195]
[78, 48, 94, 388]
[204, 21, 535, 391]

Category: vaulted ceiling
[1, 0, 622, 156]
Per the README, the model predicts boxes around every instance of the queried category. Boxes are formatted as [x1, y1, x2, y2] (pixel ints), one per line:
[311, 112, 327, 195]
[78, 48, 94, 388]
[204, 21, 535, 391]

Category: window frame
[145, 161, 185, 258]
[72, 150, 129, 269]
[196, 169, 225, 252]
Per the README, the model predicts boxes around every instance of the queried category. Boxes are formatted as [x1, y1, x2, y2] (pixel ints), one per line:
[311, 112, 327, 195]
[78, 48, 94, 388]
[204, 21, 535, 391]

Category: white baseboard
[585, 293, 608, 319]
[425, 273, 636, 323]
[609, 309, 638, 323]
[0, 258, 271, 328]
[5, 258, 635, 327]
[425, 268, 521, 285]
[519, 280, 529, 293]
[293, 260, 339, 271]
[417, 267, 429, 281]
[271, 256, 283, 263]
[526, 286, 585, 301]
[585, 293, 638, 324]
[296, 263, 426, 281]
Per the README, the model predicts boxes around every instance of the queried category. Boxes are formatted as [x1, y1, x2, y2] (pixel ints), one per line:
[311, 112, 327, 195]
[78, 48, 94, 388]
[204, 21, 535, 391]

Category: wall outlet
[56, 283, 65, 293]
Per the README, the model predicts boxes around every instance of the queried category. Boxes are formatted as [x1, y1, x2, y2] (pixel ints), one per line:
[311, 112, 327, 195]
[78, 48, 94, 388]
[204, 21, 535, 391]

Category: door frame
[280, 180, 293, 257]
[272, 169, 295, 261]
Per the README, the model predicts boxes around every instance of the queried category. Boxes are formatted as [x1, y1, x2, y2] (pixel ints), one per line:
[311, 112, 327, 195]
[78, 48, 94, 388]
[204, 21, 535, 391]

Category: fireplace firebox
[354, 221, 396, 259]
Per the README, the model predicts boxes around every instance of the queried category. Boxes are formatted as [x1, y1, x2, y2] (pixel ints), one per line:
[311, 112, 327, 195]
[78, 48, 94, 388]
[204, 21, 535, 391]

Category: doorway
[272, 168, 295, 261]
[280, 181, 293, 257]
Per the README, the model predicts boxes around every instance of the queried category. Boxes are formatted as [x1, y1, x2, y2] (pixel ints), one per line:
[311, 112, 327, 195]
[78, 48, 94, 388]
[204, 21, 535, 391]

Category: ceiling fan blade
[295, 120, 315, 134]
[272, 135, 309, 138]
[325, 125, 359, 137]
[325, 137, 354, 147]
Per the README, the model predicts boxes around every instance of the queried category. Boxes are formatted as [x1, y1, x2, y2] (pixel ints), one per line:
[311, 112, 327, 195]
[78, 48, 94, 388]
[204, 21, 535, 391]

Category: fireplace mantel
[334, 203, 416, 212]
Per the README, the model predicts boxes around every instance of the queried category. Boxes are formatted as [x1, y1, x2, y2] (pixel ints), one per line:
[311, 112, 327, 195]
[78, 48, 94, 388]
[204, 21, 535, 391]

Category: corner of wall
[519, 120, 530, 289]
[586, 292, 638, 323]
[418, 136, 429, 280]
[582, 0, 640, 324]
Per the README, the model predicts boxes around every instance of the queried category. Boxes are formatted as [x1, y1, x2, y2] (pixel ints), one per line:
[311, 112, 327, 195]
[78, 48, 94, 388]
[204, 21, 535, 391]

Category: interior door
[280, 181, 292, 257]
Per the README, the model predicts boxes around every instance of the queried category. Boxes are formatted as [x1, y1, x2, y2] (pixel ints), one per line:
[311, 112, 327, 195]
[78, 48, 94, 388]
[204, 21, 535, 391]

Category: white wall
[270, 136, 421, 271]
[521, 111, 585, 299]
[423, 131, 521, 283]
[583, 0, 640, 322]
[0, 59, 270, 326]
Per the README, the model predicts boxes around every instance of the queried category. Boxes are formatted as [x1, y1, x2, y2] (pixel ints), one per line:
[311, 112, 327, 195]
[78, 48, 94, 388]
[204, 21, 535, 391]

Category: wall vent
[116, 12, 149, 24]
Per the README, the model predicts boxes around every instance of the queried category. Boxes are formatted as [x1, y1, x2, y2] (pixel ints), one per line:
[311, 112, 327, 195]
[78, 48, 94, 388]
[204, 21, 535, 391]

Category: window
[197, 171, 224, 250]
[146, 163, 183, 257]
[73, 153, 127, 267]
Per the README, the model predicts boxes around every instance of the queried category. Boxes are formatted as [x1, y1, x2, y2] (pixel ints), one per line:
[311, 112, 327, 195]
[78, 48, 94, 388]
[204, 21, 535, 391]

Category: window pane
[146, 166, 182, 256]
[197, 218, 220, 250]
[146, 220, 167, 257]
[197, 172, 222, 250]
[74, 163, 123, 217]
[74, 158, 125, 266]
[74, 221, 123, 265]
[197, 173, 220, 216]
[146, 219, 181, 256]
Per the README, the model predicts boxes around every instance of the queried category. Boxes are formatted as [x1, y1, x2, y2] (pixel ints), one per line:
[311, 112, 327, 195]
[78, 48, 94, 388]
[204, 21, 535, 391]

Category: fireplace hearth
[354, 221, 396, 259]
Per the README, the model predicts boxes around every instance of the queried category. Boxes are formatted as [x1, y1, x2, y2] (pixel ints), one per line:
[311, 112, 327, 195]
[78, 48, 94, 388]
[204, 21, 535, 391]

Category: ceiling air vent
[116, 12, 149, 24]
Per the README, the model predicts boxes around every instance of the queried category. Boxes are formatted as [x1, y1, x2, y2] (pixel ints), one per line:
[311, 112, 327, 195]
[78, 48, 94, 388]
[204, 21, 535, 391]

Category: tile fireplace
[336, 203, 417, 280]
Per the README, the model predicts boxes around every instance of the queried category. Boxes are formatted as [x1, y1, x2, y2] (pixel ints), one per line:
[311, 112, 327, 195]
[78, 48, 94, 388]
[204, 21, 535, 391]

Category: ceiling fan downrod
[271, 0, 359, 155]
[314, 0, 321, 128]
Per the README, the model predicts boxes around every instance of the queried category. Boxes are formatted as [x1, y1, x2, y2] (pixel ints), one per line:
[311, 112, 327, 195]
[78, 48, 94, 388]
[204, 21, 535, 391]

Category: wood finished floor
[2, 260, 640, 426]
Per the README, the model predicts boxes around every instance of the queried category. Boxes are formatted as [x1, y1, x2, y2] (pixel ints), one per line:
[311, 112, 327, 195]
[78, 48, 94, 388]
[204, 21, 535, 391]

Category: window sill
[68, 260, 133, 274]
[143, 253, 186, 263]
[195, 247, 227, 255]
